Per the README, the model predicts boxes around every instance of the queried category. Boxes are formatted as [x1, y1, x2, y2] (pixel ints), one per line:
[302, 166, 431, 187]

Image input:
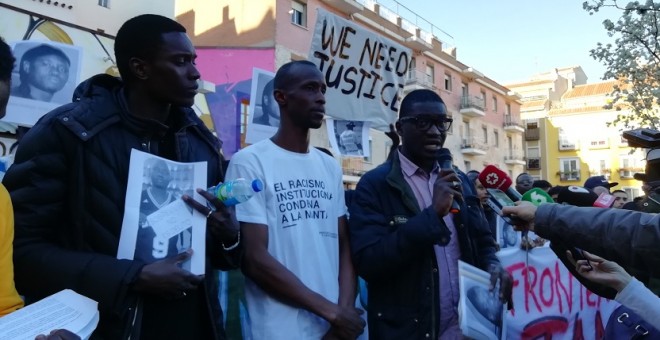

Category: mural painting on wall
[0, 7, 116, 153]
[195, 48, 275, 158]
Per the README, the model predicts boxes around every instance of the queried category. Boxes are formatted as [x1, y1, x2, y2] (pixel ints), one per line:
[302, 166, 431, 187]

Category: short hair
[547, 185, 565, 197]
[612, 189, 627, 195]
[532, 180, 552, 189]
[516, 173, 531, 182]
[19, 44, 69, 83]
[398, 89, 444, 119]
[0, 36, 14, 82]
[114, 14, 186, 82]
[274, 60, 317, 91]
[466, 170, 480, 184]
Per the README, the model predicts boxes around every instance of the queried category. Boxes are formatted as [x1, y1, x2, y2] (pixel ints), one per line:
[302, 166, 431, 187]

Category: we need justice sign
[308, 8, 412, 130]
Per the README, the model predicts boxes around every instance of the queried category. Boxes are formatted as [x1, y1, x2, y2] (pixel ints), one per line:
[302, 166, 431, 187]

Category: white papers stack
[0, 289, 99, 340]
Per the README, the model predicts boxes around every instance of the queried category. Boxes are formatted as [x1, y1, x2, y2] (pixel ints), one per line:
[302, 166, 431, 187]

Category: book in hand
[458, 261, 507, 340]
[0, 289, 99, 340]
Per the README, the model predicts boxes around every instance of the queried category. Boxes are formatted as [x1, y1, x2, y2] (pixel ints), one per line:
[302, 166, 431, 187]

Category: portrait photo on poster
[2, 40, 83, 127]
[117, 150, 208, 275]
[326, 118, 370, 158]
[245, 68, 279, 144]
[496, 215, 521, 250]
[458, 261, 506, 340]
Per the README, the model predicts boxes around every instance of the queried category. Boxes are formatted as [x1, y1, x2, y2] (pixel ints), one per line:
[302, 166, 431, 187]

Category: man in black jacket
[3, 15, 240, 339]
[348, 89, 512, 339]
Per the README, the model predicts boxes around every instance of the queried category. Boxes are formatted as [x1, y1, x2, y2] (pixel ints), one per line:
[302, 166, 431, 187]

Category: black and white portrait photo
[246, 68, 279, 144]
[118, 150, 208, 275]
[497, 217, 521, 250]
[458, 261, 506, 340]
[134, 157, 195, 271]
[10, 41, 81, 104]
[327, 118, 370, 158]
[2, 40, 82, 127]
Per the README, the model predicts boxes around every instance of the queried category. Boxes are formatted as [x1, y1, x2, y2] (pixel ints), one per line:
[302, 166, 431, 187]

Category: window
[461, 82, 468, 97]
[624, 187, 641, 200]
[494, 130, 499, 147]
[619, 155, 643, 178]
[408, 58, 416, 80]
[480, 90, 487, 110]
[425, 64, 434, 84]
[589, 135, 609, 149]
[482, 126, 488, 143]
[526, 147, 540, 170]
[506, 103, 511, 115]
[560, 158, 580, 181]
[464, 160, 471, 171]
[291, 1, 307, 27]
[364, 139, 373, 163]
[98, 0, 110, 7]
[492, 95, 498, 112]
[444, 73, 452, 91]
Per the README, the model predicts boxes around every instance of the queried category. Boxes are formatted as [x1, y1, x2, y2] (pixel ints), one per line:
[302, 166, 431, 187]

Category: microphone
[521, 188, 554, 206]
[478, 165, 522, 202]
[556, 186, 599, 207]
[437, 148, 461, 214]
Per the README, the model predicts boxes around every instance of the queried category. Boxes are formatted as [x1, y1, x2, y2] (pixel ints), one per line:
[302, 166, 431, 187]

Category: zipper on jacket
[127, 299, 140, 340]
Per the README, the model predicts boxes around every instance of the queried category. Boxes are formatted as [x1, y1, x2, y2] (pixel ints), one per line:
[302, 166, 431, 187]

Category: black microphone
[437, 148, 461, 214]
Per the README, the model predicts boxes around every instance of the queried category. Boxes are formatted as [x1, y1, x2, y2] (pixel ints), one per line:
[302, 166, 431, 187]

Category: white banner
[498, 247, 619, 339]
[308, 8, 412, 130]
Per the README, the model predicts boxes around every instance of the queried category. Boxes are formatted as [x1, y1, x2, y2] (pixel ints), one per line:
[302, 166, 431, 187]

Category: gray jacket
[534, 204, 660, 297]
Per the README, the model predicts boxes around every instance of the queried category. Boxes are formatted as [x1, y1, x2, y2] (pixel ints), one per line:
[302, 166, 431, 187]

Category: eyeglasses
[399, 116, 453, 132]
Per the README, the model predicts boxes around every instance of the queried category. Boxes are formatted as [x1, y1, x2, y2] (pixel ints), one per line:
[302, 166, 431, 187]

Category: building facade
[176, 0, 524, 184]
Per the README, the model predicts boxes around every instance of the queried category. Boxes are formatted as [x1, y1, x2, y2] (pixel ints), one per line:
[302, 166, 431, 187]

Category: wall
[195, 48, 276, 158]
[1, 0, 174, 37]
[176, 0, 276, 47]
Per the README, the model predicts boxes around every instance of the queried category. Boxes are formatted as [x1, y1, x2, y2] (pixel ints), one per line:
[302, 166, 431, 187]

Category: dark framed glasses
[399, 116, 453, 132]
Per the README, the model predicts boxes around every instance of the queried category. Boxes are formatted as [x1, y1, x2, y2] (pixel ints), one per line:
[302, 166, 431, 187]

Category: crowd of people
[0, 12, 659, 340]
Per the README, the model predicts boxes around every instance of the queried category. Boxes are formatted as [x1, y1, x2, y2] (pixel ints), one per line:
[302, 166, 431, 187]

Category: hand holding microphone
[433, 148, 463, 217]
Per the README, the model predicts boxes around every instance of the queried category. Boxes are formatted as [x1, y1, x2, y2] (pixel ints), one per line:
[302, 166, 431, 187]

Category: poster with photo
[496, 216, 521, 250]
[245, 68, 279, 144]
[2, 40, 83, 127]
[117, 150, 208, 275]
[458, 261, 506, 340]
[327, 118, 370, 158]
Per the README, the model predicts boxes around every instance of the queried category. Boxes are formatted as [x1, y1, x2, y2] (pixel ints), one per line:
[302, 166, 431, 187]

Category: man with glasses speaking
[347, 89, 512, 339]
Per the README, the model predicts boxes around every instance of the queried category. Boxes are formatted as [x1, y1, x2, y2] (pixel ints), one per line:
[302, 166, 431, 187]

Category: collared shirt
[398, 151, 462, 339]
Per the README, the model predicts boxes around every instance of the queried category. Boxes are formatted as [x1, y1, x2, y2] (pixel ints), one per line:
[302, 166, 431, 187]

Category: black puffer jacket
[3, 74, 239, 339]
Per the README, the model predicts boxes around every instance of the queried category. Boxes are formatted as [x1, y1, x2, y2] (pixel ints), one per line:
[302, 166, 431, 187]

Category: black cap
[634, 149, 660, 183]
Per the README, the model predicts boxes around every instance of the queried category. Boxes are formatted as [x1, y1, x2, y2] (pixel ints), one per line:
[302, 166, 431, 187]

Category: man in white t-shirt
[226, 60, 365, 340]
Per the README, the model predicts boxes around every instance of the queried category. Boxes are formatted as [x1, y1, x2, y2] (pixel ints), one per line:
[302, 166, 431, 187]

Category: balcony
[559, 140, 579, 151]
[558, 171, 581, 182]
[526, 157, 541, 170]
[504, 152, 526, 165]
[503, 115, 525, 133]
[459, 96, 486, 118]
[404, 69, 435, 92]
[320, 0, 364, 14]
[462, 67, 484, 80]
[525, 128, 540, 141]
[460, 137, 488, 156]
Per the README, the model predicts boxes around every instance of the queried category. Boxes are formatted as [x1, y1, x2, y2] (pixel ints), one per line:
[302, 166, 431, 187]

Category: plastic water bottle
[209, 178, 264, 206]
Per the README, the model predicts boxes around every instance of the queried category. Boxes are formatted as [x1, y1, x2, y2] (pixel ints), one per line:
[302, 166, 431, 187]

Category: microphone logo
[568, 186, 589, 193]
[485, 173, 499, 186]
[530, 191, 550, 204]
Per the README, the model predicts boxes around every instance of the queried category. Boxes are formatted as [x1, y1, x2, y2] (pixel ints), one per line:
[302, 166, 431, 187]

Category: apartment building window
[624, 187, 641, 200]
[492, 95, 498, 112]
[408, 58, 416, 80]
[527, 147, 540, 170]
[506, 103, 511, 115]
[589, 135, 609, 149]
[461, 82, 468, 97]
[480, 90, 487, 110]
[425, 64, 434, 84]
[482, 126, 488, 143]
[619, 155, 643, 178]
[291, 1, 307, 27]
[494, 130, 499, 147]
[98, 0, 110, 8]
[560, 158, 581, 181]
[444, 73, 452, 91]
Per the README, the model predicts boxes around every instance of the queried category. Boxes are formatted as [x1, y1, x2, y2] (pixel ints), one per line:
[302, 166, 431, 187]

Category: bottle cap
[251, 179, 264, 192]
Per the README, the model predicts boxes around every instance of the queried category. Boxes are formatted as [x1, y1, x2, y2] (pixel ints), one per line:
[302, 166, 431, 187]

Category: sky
[380, 0, 620, 85]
